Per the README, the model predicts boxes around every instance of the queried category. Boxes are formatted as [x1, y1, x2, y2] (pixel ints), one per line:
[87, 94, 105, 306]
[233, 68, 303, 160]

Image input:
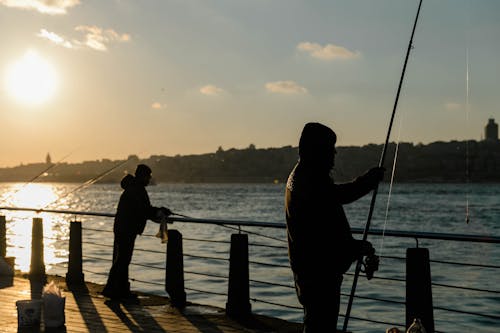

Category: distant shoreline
[0, 140, 498, 183]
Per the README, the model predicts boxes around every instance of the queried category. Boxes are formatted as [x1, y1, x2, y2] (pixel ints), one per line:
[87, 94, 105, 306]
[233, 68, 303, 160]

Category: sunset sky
[0, 0, 498, 167]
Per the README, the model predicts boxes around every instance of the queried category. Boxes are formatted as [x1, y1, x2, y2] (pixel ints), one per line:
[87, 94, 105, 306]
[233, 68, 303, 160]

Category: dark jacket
[285, 162, 376, 279]
[114, 174, 158, 236]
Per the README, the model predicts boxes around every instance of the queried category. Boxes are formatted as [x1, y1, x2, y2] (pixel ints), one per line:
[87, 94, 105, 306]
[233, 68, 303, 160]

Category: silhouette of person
[102, 164, 172, 301]
[285, 122, 384, 332]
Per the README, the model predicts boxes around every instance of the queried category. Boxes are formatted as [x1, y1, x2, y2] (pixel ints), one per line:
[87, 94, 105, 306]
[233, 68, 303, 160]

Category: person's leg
[331, 275, 342, 331]
[103, 233, 136, 298]
[102, 236, 119, 296]
[295, 274, 324, 332]
[297, 274, 343, 332]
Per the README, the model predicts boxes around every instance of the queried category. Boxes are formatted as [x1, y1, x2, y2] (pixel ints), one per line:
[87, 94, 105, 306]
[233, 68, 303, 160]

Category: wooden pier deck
[0, 274, 300, 333]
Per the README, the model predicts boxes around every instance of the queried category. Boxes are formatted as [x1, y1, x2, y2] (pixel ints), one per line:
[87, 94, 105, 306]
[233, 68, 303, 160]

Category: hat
[135, 164, 152, 177]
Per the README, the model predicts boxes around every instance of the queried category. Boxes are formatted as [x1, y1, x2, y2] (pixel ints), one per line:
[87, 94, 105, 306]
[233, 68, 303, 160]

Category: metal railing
[1, 206, 499, 332]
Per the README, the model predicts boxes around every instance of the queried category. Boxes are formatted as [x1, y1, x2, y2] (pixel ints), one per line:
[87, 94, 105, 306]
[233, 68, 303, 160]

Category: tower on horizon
[484, 118, 498, 142]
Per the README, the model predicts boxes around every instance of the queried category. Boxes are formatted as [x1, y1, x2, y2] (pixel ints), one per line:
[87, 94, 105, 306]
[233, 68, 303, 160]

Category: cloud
[75, 26, 131, 51]
[151, 102, 166, 110]
[0, 0, 80, 15]
[37, 29, 73, 48]
[265, 81, 308, 95]
[445, 102, 462, 111]
[297, 42, 360, 60]
[200, 85, 225, 96]
[38, 26, 131, 51]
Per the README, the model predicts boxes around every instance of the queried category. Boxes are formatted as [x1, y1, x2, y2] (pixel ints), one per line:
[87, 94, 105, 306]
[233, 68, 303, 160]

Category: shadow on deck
[0, 273, 301, 333]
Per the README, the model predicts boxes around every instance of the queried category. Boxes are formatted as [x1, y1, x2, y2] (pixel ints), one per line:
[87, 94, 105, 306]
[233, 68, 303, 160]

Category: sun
[4, 50, 58, 105]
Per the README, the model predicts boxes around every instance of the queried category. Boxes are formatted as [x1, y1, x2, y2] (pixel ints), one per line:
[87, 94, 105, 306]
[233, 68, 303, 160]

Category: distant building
[46, 153, 52, 165]
[484, 118, 498, 141]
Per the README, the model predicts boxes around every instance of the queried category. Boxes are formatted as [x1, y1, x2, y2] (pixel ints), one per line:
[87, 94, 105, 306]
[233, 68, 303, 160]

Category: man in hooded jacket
[102, 164, 171, 301]
[285, 122, 384, 332]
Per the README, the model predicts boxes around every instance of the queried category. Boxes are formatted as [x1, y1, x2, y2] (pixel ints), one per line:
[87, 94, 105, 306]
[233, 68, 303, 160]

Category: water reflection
[4, 183, 58, 208]
[1, 183, 69, 272]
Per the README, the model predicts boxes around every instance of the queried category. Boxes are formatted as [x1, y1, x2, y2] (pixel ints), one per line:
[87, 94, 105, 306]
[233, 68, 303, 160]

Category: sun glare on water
[7, 183, 59, 208]
[3, 184, 65, 272]
[4, 50, 58, 105]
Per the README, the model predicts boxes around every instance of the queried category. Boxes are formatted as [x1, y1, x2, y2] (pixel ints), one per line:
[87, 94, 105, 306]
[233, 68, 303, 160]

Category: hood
[120, 174, 135, 190]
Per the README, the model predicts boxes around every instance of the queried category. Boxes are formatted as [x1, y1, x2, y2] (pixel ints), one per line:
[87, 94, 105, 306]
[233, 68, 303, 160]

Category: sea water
[1, 182, 499, 332]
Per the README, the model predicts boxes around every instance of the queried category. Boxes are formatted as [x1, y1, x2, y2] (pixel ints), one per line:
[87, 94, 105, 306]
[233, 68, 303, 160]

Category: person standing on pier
[102, 164, 172, 302]
[285, 122, 384, 332]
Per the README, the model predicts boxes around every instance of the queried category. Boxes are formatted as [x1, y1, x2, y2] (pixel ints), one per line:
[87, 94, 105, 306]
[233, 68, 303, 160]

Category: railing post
[165, 229, 186, 308]
[225, 233, 251, 318]
[406, 247, 435, 333]
[29, 217, 46, 283]
[66, 220, 85, 286]
[0, 215, 6, 258]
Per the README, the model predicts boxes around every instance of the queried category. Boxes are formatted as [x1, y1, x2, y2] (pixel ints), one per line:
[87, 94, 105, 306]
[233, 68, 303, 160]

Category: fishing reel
[361, 253, 380, 280]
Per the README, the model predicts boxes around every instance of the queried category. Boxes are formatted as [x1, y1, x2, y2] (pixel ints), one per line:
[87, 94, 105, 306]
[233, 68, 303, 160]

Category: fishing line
[465, 48, 470, 224]
[464, 1, 471, 224]
[378, 115, 405, 259]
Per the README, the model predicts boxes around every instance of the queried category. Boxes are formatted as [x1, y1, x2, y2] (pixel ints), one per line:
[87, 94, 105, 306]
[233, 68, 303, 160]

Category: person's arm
[133, 187, 159, 221]
[335, 167, 385, 204]
[150, 207, 173, 223]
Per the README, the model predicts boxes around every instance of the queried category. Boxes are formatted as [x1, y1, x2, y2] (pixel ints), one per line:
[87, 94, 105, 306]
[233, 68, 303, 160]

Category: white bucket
[43, 294, 66, 327]
[16, 299, 42, 327]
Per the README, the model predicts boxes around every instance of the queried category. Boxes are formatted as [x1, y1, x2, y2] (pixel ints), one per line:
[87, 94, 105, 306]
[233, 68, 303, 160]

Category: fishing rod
[1, 149, 77, 204]
[170, 212, 191, 218]
[342, 0, 423, 331]
[39, 157, 137, 211]
[0, 206, 186, 219]
[33, 155, 194, 220]
[20, 150, 77, 185]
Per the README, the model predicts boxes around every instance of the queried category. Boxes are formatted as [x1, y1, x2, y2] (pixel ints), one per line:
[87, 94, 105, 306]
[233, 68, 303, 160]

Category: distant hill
[0, 140, 498, 183]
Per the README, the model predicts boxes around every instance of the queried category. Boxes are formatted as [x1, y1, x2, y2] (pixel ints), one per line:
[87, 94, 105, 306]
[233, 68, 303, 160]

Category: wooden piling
[0, 215, 5, 258]
[225, 233, 251, 318]
[29, 217, 46, 281]
[66, 221, 85, 286]
[165, 229, 186, 308]
[406, 247, 435, 333]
